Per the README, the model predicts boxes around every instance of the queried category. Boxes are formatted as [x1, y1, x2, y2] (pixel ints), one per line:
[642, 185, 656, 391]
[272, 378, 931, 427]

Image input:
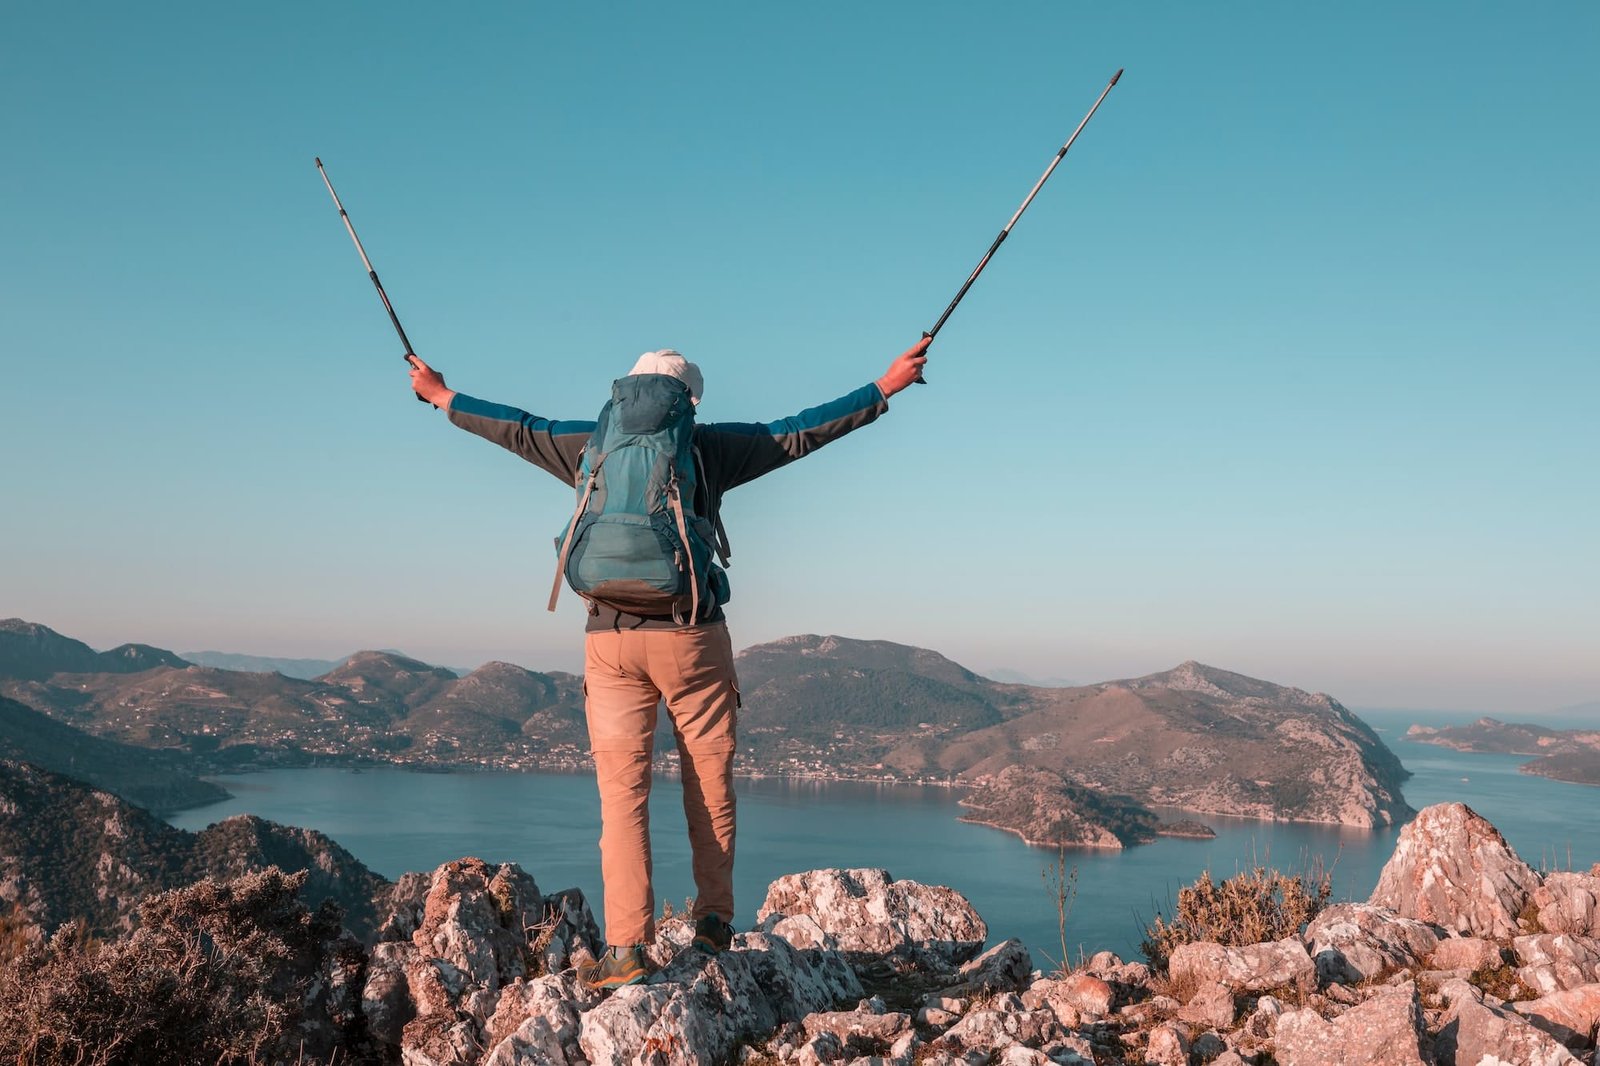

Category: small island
[1407, 717, 1600, 787]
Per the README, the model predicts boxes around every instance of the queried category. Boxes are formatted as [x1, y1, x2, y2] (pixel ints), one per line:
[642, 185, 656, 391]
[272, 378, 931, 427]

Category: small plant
[1041, 844, 1079, 976]
[524, 904, 564, 977]
[1141, 859, 1332, 972]
[1467, 962, 1531, 1003]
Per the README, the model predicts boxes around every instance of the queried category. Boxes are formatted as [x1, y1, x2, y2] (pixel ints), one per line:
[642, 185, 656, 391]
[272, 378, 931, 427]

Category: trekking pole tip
[314, 156, 323, 167]
[1110, 68, 1123, 86]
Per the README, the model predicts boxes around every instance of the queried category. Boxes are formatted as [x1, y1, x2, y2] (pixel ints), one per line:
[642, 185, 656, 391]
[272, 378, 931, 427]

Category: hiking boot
[692, 913, 735, 955]
[579, 944, 653, 990]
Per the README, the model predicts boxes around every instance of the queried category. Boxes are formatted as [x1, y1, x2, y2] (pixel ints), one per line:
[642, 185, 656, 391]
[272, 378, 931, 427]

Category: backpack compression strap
[549, 453, 607, 613]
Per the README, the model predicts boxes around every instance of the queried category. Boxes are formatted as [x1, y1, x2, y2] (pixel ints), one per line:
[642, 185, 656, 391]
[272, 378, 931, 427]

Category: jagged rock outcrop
[1514, 985, 1600, 1053]
[10, 798, 1600, 1065]
[1274, 980, 1427, 1065]
[1369, 801, 1541, 938]
[757, 867, 987, 969]
[1428, 936, 1507, 973]
[362, 857, 600, 1063]
[1168, 937, 1317, 995]
[1534, 870, 1600, 937]
[1513, 933, 1600, 996]
[1304, 902, 1440, 984]
[1435, 977, 1585, 1065]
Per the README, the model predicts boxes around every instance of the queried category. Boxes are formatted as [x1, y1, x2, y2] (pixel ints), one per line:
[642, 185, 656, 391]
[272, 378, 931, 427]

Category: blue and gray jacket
[447, 381, 890, 630]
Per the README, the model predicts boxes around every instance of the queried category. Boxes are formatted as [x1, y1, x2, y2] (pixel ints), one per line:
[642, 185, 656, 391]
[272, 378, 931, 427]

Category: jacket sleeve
[697, 382, 889, 491]
[446, 393, 594, 485]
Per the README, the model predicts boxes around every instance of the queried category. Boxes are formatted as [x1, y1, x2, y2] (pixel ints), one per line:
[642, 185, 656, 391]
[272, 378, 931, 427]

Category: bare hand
[876, 336, 931, 398]
[407, 355, 455, 409]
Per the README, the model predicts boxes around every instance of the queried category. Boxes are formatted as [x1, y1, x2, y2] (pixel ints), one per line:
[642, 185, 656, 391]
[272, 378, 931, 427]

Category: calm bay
[165, 710, 1600, 963]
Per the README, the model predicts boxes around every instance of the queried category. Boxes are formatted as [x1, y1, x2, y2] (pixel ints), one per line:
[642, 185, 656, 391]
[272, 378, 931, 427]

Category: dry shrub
[1142, 861, 1332, 972]
[0, 867, 364, 1065]
[0, 903, 40, 968]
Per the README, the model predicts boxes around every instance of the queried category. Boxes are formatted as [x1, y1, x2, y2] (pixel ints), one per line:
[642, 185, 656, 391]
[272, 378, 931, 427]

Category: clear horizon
[5, 3, 1596, 715]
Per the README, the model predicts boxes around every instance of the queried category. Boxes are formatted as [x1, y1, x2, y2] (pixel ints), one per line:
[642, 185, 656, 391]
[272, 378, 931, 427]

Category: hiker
[407, 337, 929, 988]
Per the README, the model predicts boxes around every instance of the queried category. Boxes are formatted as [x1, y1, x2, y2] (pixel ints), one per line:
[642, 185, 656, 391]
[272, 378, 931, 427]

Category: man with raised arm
[407, 337, 929, 989]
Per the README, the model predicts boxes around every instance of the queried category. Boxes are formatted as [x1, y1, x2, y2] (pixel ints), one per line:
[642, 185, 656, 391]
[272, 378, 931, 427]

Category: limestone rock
[739, 930, 864, 1018]
[1177, 979, 1236, 1029]
[364, 940, 419, 1046]
[1243, 993, 1285, 1040]
[395, 859, 546, 1064]
[1020, 975, 1099, 1028]
[1273, 980, 1426, 1065]
[482, 972, 598, 1066]
[1304, 901, 1440, 984]
[1368, 802, 1540, 939]
[1514, 984, 1600, 1051]
[758, 868, 987, 969]
[1428, 935, 1508, 973]
[1054, 971, 1115, 1017]
[933, 1005, 1063, 1057]
[577, 984, 677, 1065]
[1144, 1022, 1190, 1066]
[576, 935, 862, 1065]
[944, 937, 1033, 996]
[1535, 872, 1600, 937]
[800, 1002, 913, 1055]
[1436, 978, 1584, 1065]
[1515, 934, 1600, 996]
[1168, 937, 1316, 995]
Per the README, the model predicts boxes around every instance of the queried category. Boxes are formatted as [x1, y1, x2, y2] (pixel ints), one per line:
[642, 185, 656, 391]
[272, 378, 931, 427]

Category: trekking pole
[918, 68, 1123, 382]
[315, 157, 432, 405]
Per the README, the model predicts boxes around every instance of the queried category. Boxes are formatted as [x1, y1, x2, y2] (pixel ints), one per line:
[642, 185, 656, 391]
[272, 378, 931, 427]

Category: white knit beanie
[628, 349, 703, 404]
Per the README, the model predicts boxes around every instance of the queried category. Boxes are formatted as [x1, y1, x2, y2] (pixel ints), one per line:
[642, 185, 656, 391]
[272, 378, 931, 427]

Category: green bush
[1141, 862, 1331, 972]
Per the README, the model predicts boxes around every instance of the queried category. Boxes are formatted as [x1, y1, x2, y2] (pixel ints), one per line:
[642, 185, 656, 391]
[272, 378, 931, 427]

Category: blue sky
[3, 3, 1595, 712]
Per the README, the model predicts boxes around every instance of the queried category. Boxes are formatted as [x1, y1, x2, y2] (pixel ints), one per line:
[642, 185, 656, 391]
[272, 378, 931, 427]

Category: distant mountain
[0, 618, 190, 680]
[1407, 716, 1600, 786]
[0, 758, 390, 941]
[879, 657, 1412, 829]
[0, 619, 1413, 833]
[180, 651, 349, 679]
[0, 696, 226, 811]
[736, 634, 1028, 755]
[731, 637, 1410, 830]
[2, 622, 587, 774]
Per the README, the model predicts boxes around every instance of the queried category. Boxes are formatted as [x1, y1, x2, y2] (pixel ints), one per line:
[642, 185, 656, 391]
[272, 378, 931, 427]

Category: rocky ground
[301, 801, 1600, 1065]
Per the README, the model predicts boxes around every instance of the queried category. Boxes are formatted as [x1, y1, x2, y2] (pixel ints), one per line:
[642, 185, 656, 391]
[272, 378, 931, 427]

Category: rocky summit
[355, 803, 1600, 1064]
[9, 799, 1597, 1064]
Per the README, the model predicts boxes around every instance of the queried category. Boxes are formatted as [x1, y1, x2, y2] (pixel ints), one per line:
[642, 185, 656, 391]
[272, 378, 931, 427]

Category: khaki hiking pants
[584, 621, 739, 946]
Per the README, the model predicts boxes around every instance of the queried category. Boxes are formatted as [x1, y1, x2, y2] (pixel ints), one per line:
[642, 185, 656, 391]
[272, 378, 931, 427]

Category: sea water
[166, 710, 1599, 963]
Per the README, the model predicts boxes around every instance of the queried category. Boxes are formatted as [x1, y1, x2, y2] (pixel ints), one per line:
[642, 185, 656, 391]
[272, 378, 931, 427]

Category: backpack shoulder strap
[548, 452, 607, 613]
[692, 445, 732, 566]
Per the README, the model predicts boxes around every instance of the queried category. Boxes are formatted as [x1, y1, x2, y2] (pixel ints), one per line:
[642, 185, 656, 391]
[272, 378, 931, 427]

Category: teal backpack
[549, 374, 729, 622]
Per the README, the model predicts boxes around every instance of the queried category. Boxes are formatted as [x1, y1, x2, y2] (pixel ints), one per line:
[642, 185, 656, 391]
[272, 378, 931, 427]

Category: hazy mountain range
[1, 618, 1417, 846]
